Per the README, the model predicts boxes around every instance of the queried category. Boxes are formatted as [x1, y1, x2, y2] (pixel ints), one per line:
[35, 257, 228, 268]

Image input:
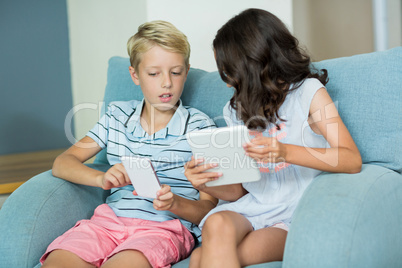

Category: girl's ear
[129, 66, 140, 85]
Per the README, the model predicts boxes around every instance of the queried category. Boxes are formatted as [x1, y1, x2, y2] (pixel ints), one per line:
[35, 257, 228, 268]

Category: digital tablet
[186, 125, 261, 187]
[121, 156, 161, 198]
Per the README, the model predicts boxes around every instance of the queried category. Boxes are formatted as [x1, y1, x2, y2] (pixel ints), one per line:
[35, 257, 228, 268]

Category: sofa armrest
[283, 164, 402, 268]
[0, 164, 111, 268]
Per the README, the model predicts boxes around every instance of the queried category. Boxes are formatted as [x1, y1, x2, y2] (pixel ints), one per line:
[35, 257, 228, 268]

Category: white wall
[147, 0, 293, 72]
[388, 0, 402, 48]
[67, 0, 293, 140]
[67, 0, 147, 140]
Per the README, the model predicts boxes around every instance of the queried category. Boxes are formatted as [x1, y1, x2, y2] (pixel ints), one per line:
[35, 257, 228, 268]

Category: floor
[0, 148, 67, 210]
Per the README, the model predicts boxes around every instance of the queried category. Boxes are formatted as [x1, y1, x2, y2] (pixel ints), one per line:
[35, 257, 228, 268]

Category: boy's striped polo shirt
[87, 99, 216, 242]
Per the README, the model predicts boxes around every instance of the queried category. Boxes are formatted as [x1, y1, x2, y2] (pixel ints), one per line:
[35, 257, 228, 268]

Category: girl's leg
[101, 250, 152, 268]
[189, 247, 202, 268]
[237, 226, 287, 266]
[41, 249, 95, 268]
[199, 211, 253, 268]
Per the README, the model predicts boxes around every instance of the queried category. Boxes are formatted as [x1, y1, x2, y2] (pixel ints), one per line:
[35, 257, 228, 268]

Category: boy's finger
[157, 191, 174, 201]
[156, 184, 170, 196]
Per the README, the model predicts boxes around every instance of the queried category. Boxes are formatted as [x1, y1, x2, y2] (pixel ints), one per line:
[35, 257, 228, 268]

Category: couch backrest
[96, 48, 401, 174]
[313, 47, 401, 173]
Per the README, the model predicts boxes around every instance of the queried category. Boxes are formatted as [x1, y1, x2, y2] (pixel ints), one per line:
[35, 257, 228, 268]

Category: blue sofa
[0, 47, 401, 268]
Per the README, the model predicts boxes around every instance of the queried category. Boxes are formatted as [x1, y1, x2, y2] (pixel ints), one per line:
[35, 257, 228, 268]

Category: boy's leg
[41, 249, 95, 268]
[237, 226, 287, 266]
[40, 204, 127, 267]
[199, 211, 253, 268]
[101, 250, 151, 268]
[102, 218, 194, 268]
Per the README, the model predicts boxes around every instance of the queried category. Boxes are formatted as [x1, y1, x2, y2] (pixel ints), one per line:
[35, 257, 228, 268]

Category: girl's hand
[184, 156, 222, 190]
[243, 136, 287, 163]
[97, 163, 131, 190]
[153, 184, 175, 211]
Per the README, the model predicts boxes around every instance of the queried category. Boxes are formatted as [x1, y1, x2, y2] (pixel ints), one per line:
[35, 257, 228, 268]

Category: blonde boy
[41, 21, 217, 268]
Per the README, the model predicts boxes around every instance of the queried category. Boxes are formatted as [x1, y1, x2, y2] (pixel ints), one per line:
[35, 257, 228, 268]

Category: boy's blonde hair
[127, 20, 190, 71]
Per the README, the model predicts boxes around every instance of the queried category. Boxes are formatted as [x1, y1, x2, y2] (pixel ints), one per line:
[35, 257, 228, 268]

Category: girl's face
[129, 45, 189, 114]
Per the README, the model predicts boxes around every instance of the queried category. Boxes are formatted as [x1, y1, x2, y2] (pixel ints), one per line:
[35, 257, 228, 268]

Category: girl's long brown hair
[213, 8, 328, 129]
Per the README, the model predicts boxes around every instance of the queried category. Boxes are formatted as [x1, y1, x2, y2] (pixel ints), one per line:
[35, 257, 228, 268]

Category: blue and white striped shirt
[87, 99, 215, 241]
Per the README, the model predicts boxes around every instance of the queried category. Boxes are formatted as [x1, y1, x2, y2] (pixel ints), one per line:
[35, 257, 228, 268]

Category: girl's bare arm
[244, 88, 362, 174]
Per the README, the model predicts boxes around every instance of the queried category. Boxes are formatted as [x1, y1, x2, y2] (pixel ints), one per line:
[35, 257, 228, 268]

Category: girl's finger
[185, 157, 204, 169]
[251, 136, 270, 144]
[245, 152, 271, 162]
[193, 178, 218, 188]
[194, 162, 219, 173]
[244, 146, 271, 155]
[195, 171, 222, 179]
[193, 173, 221, 184]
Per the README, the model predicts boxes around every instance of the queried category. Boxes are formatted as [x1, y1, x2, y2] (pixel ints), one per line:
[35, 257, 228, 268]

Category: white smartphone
[120, 156, 161, 198]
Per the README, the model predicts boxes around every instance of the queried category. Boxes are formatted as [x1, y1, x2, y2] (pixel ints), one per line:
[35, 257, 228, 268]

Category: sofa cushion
[313, 47, 402, 173]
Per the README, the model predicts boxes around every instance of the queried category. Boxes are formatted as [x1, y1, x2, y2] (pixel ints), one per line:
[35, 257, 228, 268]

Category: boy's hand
[153, 185, 175, 211]
[184, 156, 222, 190]
[97, 163, 131, 190]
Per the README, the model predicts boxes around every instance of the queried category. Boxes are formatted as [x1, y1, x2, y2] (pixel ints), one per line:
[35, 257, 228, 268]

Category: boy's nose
[162, 74, 172, 89]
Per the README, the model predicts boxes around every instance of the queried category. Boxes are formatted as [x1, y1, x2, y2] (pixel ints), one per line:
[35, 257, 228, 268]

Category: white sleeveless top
[200, 78, 329, 230]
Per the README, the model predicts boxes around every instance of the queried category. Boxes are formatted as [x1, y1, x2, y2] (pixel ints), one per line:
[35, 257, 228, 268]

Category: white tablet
[186, 125, 261, 187]
[121, 156, 161, 198]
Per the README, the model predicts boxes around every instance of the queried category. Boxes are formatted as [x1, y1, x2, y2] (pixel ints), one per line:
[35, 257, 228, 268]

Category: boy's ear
[184, 64, 190, 80]
[129, 66, 140, 85]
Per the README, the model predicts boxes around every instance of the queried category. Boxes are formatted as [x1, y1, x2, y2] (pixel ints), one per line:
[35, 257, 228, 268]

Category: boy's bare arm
[52, 136, 104, 186]
[52, 136, 131, 189]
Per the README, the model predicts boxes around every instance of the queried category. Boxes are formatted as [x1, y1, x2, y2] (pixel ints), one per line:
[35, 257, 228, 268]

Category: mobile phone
[120, 156, 161, 198]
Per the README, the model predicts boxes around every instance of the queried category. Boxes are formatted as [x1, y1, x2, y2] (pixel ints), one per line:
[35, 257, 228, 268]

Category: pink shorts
[40, 204, 195, 268]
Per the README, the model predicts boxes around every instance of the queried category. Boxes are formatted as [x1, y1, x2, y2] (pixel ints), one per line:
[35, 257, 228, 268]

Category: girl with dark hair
[185, 8, 361, 267]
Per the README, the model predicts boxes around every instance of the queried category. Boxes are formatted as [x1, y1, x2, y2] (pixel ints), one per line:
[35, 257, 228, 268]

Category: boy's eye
[148, 73, 157, 76]
[172, 72, 182, 75]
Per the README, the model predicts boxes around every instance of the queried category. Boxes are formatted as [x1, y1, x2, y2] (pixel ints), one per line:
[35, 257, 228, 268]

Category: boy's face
[129, 45, 189, 114]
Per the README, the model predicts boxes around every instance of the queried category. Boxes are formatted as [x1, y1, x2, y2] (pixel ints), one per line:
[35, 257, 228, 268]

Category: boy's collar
[125, 99, 190, 138]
